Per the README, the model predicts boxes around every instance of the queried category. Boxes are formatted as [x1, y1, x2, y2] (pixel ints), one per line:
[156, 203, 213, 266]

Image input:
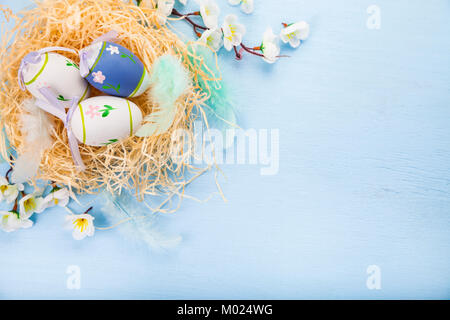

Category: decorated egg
[19, 52, 90, 108]
[70, 96, 143, 147]
[80, 41, 150, 98]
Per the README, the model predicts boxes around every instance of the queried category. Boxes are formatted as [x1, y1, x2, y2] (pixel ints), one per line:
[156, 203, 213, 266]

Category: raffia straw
[0, 0, 223, 205]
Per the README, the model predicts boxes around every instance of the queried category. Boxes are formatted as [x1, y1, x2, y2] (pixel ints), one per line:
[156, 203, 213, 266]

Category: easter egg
[21, 52, 90, 108]
[70, 96, 143, 147]
[81, 41, 150, 98]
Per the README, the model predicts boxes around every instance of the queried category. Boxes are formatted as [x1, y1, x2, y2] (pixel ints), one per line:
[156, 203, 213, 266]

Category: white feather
[100, 191, 182, 251]
[11, 99, 54, 183]
[135, 102, 177, 137]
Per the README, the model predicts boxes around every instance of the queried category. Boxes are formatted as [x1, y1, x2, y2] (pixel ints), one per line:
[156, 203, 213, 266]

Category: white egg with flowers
[20, 52, 90, 108]
[70, 96, 143, 147]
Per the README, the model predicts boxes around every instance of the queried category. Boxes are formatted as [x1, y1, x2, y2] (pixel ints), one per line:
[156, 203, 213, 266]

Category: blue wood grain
[0, 0, 448, 299]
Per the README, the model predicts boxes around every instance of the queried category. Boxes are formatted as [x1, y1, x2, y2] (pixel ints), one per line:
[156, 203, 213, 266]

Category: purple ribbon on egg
[18, 46, 78, 91]
[36, 88, 86, 171]
[79, 30, 119, 77]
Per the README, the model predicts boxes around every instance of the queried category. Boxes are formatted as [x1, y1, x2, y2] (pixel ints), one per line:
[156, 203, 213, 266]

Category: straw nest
[0, 0, 219, 202]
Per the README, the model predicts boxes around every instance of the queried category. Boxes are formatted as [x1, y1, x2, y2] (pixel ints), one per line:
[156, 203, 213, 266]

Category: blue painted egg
[80, 41, 150, 97]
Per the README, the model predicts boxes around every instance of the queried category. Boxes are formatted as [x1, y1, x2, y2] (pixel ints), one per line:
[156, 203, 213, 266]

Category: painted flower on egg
[106, 45, 119, 55]
[86, 105, 101, 119]
[92, 71, 106, 84]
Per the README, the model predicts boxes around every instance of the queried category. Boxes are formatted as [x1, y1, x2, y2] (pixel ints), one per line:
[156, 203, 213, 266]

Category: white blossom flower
[261, 28, 280, 64]
[0, 177, 24, 204]
[44, 188, 70, 208]
[19, 192, 47, 220]
[197, 0, 220, 29]
[222, 14, 246, 51]
[199, 28, 224, 51]
[228, 0, 254, 14]
[1, 210, 33, 233]
[157, 0, 175, 23]
[280, 21, 310, 48]
[65, 213, 95, 240]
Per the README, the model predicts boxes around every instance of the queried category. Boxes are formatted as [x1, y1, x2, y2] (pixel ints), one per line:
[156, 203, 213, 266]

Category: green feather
[136, 54, 190, 137]
[185, 43, 237, 130]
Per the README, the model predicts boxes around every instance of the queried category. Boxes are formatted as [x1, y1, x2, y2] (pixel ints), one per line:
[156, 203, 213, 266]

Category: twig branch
[172, 8, 208, 31]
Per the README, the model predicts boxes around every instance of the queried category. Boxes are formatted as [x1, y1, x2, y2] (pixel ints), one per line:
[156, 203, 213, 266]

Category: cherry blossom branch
[12, 197, 18, 212]
[171, 8, 207, 31]
[233, 46, 242, 60]
[5, 167, 13, 183]
[171, 8, 262, 60]
[170, 8, 290, 62]
[240, 44, 264, 58]
[185, 12, 201, 17]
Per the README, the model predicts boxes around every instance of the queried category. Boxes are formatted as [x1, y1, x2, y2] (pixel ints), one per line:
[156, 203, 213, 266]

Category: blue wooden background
[0, 0, 449, 299]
